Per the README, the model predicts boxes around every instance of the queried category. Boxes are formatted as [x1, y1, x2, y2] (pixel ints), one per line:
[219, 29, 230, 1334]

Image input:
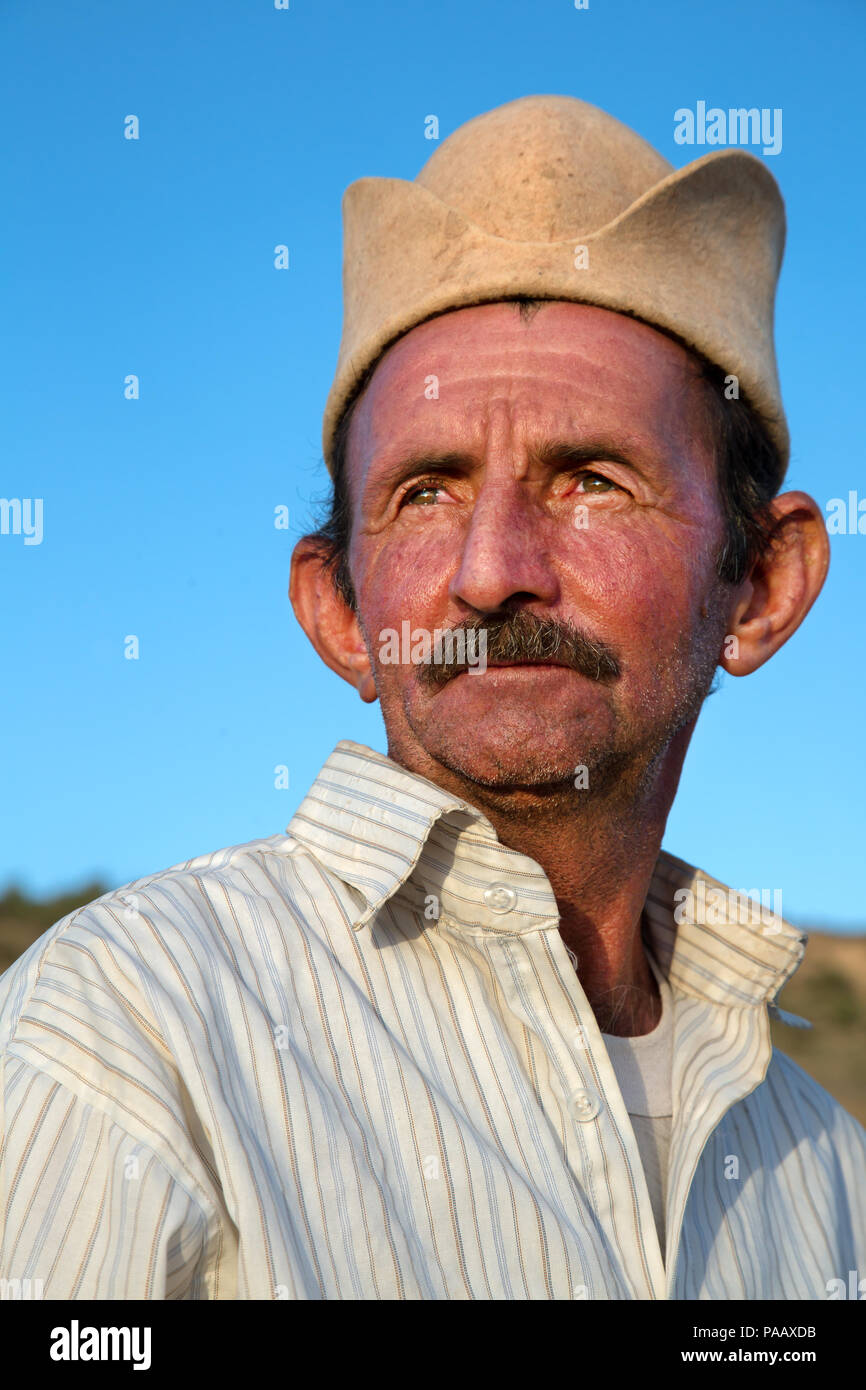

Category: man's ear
[289, 539, 378, 703]
[718, 491, 830, 677]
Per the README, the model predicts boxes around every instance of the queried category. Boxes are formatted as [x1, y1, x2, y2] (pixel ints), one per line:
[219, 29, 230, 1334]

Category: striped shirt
[1, 738, 864, 1300]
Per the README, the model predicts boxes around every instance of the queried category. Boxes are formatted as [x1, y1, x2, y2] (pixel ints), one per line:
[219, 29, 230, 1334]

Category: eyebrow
[365, 451, 473, 499]
[532, 439, 648, 472]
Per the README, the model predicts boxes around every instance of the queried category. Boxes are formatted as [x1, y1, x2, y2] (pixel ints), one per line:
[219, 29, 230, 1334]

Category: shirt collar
[287, 740, 806, 1010]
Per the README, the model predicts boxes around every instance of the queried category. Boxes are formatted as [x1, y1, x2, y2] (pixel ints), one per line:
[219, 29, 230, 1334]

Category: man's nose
[448, 480, 561, 613]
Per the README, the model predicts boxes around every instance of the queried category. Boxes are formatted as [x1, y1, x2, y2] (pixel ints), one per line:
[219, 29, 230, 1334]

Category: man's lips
[451, 658, 581, 677]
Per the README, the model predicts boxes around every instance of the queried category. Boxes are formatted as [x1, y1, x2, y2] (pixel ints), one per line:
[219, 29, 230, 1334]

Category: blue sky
[2, 0, 864, 930]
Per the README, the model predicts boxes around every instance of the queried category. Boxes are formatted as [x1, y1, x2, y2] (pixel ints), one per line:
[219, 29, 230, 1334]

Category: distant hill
[1, 883, 864, 1126]
[768, 930, 866, 1126]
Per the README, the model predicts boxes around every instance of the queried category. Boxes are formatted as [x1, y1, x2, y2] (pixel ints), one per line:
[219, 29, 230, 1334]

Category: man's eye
[403, 483, 442, 506]
[575, 471, 618, 494]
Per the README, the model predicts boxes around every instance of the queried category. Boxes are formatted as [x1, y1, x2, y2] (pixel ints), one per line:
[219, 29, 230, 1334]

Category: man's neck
[389, 725, 694, 1037]
[470, 792, 665, 1036]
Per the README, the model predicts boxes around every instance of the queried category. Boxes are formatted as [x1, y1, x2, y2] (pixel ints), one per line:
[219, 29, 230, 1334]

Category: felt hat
[322, 94, 788, 480]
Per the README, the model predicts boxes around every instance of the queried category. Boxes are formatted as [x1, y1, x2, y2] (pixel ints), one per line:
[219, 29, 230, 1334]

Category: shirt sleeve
[0, 1054, 224, 1299]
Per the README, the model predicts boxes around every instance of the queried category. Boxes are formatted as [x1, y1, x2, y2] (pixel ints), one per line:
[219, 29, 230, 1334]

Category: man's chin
[434, 760, 582, 796]
[403, 720, 606, 795]
[416, 665, 609, 734]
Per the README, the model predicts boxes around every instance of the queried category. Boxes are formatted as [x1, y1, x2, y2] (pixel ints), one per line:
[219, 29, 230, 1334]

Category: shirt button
[483, 883, 518, 914]
[568, 1088, 601, 1122]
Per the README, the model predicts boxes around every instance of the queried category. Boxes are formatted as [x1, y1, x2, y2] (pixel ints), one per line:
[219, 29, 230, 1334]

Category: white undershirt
[600, 950, 673, 1257]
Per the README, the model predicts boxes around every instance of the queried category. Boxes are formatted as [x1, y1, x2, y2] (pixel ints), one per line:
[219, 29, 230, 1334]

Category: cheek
[569, 519, 711, 594]
[562, 526, 715, 647]
[353, 529, 456, 626]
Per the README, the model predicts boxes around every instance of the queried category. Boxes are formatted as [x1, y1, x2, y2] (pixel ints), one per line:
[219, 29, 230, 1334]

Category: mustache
[416, 609, 621, 688]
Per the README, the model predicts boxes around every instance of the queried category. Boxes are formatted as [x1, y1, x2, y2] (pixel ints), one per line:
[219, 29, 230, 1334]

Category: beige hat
[322, 94, 788, 480]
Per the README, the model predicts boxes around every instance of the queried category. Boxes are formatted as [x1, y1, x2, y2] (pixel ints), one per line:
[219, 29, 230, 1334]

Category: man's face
[343, 301, 732, 799]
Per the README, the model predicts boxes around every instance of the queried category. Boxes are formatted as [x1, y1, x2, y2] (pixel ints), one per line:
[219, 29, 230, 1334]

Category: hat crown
[415, 95, 673, 241]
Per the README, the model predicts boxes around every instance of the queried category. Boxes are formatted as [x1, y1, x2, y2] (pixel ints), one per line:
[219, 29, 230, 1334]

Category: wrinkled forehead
[344, 301, 714, 497]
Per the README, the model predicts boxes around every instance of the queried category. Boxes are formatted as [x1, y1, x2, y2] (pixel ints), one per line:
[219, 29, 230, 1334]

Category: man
[1, 95, 863, 1300]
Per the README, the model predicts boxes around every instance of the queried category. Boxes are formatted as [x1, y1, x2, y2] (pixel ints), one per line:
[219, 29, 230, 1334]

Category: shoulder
[0, 831, 324, 1048]
[0, 832, 342, 1157]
